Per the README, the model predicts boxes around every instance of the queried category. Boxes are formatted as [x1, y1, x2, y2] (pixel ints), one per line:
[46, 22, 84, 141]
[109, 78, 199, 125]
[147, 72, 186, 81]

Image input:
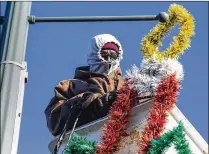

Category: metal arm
[27, 12, 169, 24]
[0, 12, 169, 25]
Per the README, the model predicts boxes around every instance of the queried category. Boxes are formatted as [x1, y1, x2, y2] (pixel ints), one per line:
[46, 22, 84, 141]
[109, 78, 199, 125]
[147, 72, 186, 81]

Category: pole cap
[157, 12, 169, 22]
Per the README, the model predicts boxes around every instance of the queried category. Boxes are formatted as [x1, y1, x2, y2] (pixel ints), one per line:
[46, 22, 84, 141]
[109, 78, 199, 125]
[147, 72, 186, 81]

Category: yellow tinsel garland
[141, 4, 195, 61]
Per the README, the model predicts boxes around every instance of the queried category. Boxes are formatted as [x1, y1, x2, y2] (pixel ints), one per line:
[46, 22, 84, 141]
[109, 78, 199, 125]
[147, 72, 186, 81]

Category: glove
[108, 91, 118, 103]
[94, 91, 118, 109]
[63, 99, 84, 112]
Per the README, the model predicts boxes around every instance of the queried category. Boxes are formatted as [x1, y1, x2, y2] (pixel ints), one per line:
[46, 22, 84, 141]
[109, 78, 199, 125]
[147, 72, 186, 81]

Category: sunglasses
[101, 52, 119, 61]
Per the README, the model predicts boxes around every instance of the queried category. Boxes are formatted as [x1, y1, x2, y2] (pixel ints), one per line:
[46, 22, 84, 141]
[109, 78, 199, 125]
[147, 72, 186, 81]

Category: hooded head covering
[87, 34, 123, 75]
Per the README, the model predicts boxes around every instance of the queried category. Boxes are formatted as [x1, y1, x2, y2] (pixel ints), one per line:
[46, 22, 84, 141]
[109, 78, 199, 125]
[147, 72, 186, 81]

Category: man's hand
[108, 91, 118, 103]
[64, 99, 84, 112]
[64, 91, 118, 111]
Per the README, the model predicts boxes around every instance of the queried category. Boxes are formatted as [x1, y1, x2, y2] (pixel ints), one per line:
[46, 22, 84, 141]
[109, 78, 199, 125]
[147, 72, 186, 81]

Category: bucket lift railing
[48, 98, 209, 154]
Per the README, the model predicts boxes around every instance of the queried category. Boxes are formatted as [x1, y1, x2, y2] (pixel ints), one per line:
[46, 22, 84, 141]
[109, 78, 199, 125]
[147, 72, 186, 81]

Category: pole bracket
[28, 15, 36, 24]
[27, 12, 169, 24]
[0, 61, 28, 83]
[0, 60, 26, 70]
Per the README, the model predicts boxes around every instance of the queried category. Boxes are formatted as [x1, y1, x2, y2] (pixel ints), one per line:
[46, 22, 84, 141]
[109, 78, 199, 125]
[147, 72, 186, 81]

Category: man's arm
[44, 79, 109, 136]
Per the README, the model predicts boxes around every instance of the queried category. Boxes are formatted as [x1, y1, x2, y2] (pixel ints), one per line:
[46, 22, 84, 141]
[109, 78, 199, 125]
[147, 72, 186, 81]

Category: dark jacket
[45, 66, 123, 136]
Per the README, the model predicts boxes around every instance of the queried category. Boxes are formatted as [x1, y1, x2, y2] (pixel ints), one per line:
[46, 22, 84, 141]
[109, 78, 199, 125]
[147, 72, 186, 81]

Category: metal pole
[0, 1, 2, 49]
[0, 2, 5, 25]
[0, 2, 31, 154]
[0, 16, 3, 24]
[28, 12, 169, 24]
[0, 2, 1, 29]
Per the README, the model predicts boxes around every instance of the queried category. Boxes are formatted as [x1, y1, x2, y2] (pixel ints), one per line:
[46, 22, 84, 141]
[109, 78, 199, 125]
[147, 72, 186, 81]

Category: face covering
[87, 34, 123, 75]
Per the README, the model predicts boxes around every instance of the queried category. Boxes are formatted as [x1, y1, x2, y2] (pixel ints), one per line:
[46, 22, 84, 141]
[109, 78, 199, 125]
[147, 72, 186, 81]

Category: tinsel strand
[148, 122, 192, 154]
[140, 4, 195, 61]
[96, 79, 137, 154]
[137, 74, 180, 154]
[63, 133, 97, 154]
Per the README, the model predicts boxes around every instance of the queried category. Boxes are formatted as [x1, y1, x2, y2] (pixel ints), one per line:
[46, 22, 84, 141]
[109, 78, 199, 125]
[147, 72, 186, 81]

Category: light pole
[0, 2, 31, 154]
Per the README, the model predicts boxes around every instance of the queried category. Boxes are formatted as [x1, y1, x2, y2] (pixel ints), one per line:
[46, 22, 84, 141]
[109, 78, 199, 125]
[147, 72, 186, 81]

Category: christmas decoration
[63, 133, 96, 154]
[63, 4, 195, 154]
[137, 74, 180, 154]
[148, 122, 192, 154]
[126, 58, 183, 95]
[96, 79, 137, 154]
[140, 4, 195, 61]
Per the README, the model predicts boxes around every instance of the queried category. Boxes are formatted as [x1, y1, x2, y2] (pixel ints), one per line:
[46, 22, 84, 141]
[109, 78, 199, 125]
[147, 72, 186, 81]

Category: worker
[45, 34, 124, 136]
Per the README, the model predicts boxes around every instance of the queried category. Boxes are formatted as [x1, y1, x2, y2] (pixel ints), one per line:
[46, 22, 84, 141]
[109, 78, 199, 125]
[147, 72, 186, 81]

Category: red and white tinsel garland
[96, 58, 183, 154]
[96, 79, 137, 154]
[126, 58, 183, 154]
[137, 74, 180, 154]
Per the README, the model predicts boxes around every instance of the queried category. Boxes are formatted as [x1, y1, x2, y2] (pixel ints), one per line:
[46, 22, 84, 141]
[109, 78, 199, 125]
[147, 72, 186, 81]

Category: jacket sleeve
[44, 79, 106, 136]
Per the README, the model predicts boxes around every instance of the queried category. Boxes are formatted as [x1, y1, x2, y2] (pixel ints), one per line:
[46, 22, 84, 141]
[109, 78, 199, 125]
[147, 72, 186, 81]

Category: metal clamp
[0, 61, 28, 83]
[28, 15, 36, 24]
[0, 60, 26, 70]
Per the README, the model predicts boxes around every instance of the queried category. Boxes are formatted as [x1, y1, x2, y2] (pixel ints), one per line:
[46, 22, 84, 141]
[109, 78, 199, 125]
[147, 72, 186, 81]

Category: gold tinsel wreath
[140, 4, 195, 61]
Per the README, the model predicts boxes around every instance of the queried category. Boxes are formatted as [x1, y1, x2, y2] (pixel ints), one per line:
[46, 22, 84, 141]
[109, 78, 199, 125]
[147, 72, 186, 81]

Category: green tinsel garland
[148, 122, 193, 154]
[63, 122, 193, 154]
[63, 133, 96, 154]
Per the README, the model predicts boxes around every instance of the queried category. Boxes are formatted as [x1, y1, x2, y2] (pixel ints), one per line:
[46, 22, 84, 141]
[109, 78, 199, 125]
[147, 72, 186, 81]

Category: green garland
[148, 122, 192, 154]
[63, 133, 96, 154]
[63, 122, 192, 154]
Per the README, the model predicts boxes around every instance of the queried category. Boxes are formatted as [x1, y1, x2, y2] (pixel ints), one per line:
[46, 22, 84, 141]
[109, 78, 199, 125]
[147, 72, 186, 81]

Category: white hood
[87, 34, 123, 75]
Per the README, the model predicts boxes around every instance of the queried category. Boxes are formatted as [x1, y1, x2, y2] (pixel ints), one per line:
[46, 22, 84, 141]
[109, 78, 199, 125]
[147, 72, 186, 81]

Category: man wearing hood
[45, 34, 124, 136]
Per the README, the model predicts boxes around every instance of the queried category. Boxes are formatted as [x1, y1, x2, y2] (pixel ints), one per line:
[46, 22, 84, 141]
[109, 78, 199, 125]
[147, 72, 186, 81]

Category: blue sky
[1, 2, 208, 154]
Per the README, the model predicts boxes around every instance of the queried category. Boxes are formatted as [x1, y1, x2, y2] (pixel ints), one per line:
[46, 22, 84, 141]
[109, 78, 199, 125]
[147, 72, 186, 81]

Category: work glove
[63, 99, 84, 112]
[99, 91, 118, 106]
[64, 91, 118, 113]
[108, 91, 118, 103]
